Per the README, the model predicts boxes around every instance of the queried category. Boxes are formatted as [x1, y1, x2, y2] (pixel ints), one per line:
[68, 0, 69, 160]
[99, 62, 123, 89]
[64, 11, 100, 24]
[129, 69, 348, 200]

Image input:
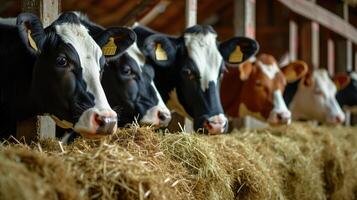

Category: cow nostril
[276, 113, 283, 121]
[335, 116, 342, 123]
[157, 111, 167, 122]
[94, 113, 104, 126]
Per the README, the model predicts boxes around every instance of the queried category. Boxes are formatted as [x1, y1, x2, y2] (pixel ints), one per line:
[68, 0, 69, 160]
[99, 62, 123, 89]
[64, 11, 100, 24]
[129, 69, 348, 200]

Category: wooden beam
[277, 0, 357, 44]
[185, 0, 197, 28]
[21, 0, 60, 27]
[233, 0, 256, 38]
[16, 116, 56, 143]
[139, 1, 170, 25]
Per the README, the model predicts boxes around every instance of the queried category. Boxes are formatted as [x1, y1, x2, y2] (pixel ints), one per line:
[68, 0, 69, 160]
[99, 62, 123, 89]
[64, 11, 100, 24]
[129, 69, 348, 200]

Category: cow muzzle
[268, 111, 291, 125]
[203, 114, 228, 135]
[141, 106, 172, 127]
[74, 109, 118, 138]
[326, 113, 345, 125]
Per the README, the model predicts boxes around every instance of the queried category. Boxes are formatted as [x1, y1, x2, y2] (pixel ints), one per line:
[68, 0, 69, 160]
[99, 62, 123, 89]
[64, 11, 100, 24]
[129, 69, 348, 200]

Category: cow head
[221, 54, 307, 125]
[290, 69, 345, 124]
[333, 72, 356, 108]
[101, 42, 171, 127]
[16, 12, 134, 137]
[136, 25, 258, 134]
[74, 13, 171, 128]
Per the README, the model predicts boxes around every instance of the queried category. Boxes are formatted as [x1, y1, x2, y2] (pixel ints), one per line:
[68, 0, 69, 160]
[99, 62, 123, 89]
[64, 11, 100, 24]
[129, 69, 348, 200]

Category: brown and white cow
[220, 54, 308, 125]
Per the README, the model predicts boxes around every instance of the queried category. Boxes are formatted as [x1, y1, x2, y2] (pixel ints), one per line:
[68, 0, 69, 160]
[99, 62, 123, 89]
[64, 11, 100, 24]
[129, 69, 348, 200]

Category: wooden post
[21, 0, 60, 27]
[16, 116, 56, 143]
[185, 0, 197, 28]
[233, 0, 256, 38]
[300, 21, 320, 69]
[289, 20, 298, 61]
[17, 0, 61, 142]
[327, 39, 335, 76]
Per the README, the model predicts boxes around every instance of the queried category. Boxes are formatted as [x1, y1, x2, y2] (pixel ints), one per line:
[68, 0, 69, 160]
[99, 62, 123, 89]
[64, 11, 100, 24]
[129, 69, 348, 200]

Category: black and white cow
[75, 14, 171, 127]
[134, 24, 259, 134]
[0, 12, 135, 138]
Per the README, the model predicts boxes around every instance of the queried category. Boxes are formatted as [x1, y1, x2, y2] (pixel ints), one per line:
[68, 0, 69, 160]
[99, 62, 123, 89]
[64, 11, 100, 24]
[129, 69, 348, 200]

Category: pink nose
[203, 115, 227, 135]
[157, 111, 172, 126]
[93, 112, 117, 135]
[269, 111, 291, 125]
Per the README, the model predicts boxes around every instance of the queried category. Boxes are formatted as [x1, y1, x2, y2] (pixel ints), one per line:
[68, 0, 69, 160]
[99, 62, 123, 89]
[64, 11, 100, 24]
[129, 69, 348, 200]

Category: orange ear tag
[27, 30, 38, 51]
[155, 43, 168, 61]
[102, 37, 117, 56]
[229, 45, 243, 63]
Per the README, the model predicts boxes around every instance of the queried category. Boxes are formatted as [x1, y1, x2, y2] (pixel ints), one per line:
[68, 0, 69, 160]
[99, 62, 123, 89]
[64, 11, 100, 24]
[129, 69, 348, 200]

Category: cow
[0, 12, 135, 139]
[220, 54, 308, 125]
[133, 24, 259, 134]
[284, 69, 346, 124]
[75, 13, 171, 127]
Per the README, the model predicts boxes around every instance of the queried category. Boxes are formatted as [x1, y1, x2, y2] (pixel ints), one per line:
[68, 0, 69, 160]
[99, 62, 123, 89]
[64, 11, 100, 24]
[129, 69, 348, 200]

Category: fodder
[0, 122, 356, 200]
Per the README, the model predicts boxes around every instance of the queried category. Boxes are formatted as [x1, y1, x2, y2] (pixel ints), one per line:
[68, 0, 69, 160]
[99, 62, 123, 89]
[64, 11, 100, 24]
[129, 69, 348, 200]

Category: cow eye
[183, 68, 196, 80]
[121, 65, 132, 75]
[56, 56, 68, 67]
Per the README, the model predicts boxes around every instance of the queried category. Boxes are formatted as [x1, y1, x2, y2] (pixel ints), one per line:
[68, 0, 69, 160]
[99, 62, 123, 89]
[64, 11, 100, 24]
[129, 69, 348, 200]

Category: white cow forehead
[256, 61, 280, 80]
[314, 69, 337, 95]
[184, 32, 223, 91]
[126, 42, 146, 71]
[55, 23, 110, 109]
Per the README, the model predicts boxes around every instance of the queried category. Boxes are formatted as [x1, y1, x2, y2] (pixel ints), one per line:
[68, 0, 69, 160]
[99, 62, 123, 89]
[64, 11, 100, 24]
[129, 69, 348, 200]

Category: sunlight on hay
[0, 122, 356, 200]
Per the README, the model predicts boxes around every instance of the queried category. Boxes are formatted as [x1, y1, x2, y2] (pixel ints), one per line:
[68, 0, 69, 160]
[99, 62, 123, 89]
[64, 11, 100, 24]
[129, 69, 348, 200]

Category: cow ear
[141, 34, 176, 68]
[16, 13, 45, 54]
[219, 37, 259, 67]
[333, 73, 351, 91]
[239, 61, 253, 81]
[302, 71, 314, 87]
[95, 27, 136, 62]
[281, 60, 308, 83]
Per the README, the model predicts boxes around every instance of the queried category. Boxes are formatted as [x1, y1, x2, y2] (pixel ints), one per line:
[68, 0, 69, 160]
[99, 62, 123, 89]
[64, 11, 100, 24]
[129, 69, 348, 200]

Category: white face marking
[141, 82, 171, 126]
[184, 32, 223, 91]
[268, 90, 291, 124]
[126, 42, 146, 72]
[127, 42, 171, 125]
[290, 69, 345, 123]
[55, 23, 116, 133]
[257, 61, 280, 80]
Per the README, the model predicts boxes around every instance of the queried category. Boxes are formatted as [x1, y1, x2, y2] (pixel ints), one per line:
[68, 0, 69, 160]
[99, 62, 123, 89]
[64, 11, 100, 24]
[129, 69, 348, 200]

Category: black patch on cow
[336, 72, 357, 107]
[283, 80, 299, 106]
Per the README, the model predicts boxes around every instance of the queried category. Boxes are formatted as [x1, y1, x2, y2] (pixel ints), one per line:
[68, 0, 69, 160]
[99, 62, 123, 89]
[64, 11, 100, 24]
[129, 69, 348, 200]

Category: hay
[0, 123, 356, 200]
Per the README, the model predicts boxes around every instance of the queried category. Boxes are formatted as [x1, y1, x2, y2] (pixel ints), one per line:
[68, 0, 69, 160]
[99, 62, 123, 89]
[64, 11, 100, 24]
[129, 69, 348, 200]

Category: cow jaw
[55, 23, 117, 136]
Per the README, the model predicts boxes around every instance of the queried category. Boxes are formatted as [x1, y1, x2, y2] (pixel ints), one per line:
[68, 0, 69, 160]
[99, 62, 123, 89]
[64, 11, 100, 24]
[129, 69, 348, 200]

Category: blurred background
[1, 0, 357, 74]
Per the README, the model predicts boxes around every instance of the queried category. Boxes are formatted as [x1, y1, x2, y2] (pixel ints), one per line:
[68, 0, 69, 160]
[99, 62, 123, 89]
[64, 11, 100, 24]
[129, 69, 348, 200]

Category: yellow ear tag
[155, 43, 168, 61]
[102, 37, 117, 56]
[27, 30, 38, 51]
[50, 115, 74, 129]
[229, 45, 243, 63]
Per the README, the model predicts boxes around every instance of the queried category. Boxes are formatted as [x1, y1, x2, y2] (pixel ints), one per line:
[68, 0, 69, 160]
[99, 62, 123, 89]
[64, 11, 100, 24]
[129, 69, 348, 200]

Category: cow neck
[220, 67, 245, 117]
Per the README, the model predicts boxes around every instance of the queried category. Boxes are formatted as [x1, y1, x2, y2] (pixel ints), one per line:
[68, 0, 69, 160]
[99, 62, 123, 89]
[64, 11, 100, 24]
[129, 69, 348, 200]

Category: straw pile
[0, 122, 356, 200]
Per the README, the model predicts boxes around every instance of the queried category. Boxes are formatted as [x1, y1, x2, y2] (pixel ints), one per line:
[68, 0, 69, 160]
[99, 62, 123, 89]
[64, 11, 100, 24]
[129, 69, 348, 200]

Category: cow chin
[74, 108, 118, 138]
